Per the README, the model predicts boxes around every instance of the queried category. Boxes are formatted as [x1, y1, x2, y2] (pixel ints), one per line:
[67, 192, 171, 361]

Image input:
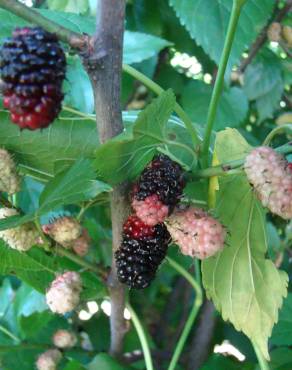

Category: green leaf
[0, 110, 98, 181]
[243, 50, 284, 122]
[0, 9, 170, 65]
[87, 354, 129, 370]
[14, 283, 48, 316]
[39, 159, 112, 214]
[169, 0, 274, 74]
[202, 128, 288, 360]
[271, 293, 292, 346]
[181, 80, 248, 130]
[123, 31, 171, 64]
[201, 354, 253, 370]
[0, 279, 14, 319]
[95, 90, 197, 184]
[64, 56, 95, 114]
[64, 360, 86, 370]
[14, 283, 51, 339]
[48, 0, 89, 14]
[0, 214, 35, 232]
[270, 348, 292, 370]
[0, 243, 56, 292]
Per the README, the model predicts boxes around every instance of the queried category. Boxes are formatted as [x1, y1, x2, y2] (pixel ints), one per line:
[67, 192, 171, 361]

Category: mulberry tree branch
[84, 0, 129, 358]
[0, 0, 87, 49]
[239, 0, 292, 72]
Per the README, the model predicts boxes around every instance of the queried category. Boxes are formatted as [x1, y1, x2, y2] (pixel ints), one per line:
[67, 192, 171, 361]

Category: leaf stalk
[201, 0, 246, 167]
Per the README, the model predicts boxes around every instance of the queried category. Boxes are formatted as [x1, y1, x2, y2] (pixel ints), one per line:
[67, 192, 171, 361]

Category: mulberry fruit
[42, 217, 82, 248]
[132, 154, 185, 225]
[244, 146, 292, 219]
[53, 329, 77, 348]
[282, 25, 292, 47]
[72, 229, 91, 257]
[267, 22, 282, 42]
[36, 349, 62, 370]
[0, 27, 66, 130]
[0, 148, 21, 194]
[0, 208, 38, 251]
[115, 215, 170, 289]
[166, 207, 226, 259]
[46, 271, 82, 314]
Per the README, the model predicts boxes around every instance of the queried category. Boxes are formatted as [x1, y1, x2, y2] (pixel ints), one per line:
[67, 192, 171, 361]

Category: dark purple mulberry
[0, 27, 66, 130]
[115, 221, 170, 289]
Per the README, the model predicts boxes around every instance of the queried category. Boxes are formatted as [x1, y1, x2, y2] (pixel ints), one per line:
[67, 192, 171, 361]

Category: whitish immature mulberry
[0, 27, 66, 130]
[36, 349, 62, 370]
[53, 329, 77, 348]
[267, 22, 282, 42]
[46, 271, 82, 314]
[42, 216, 82, 248]
[0, 149, 21, 194]
[244, 146, 292, 219]
[0, 208, 38, 251]
[132, 154, 185, 225]
[166, 207, 226, 259]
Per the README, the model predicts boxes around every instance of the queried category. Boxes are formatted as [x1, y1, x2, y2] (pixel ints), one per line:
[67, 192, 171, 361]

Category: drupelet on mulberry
[0, 27, 66, 130]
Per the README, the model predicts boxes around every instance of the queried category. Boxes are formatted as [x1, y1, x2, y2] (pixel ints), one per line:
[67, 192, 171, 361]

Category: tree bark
[84, 0, 128, 357]
[187, 299, 216, 370]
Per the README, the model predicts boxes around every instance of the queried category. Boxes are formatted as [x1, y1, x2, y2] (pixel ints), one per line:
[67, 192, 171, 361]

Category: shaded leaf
[64, 56, 95, 114]
[0, 243, 56, 293]
[243, 50, 284, 122]
[269, 348, 292, 370]
[201, 354, 253, 370]
[182, 80, 248, 130]
[87, 353, 129, 370]
[48, 0, 89, 14]
[271, 293, 292, 346]
[169, 0, 274, 75]
[123, 31, 171, 64]
[39, 159, 112, 214]
[0, 110, 98, 181]
[95, 90, 197, 184]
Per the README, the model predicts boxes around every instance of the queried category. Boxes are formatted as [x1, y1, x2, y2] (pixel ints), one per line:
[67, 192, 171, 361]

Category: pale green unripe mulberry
[0, 208, 38, 251]
[0, 149, 21, 194]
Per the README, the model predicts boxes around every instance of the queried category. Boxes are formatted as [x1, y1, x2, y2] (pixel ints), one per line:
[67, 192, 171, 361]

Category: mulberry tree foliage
[0, 1, 291, 370]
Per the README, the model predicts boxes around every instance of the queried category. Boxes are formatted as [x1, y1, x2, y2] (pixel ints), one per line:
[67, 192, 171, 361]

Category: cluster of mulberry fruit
[244, 146, 292, 219]
[115, 154, 227, 289]
[0, 27, 65, 130]
[115, 154, 185, 289]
